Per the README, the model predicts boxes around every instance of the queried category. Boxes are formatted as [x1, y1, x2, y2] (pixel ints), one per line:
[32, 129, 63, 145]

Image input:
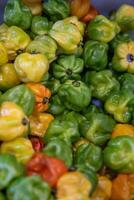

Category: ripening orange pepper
[111, 124, 134, 138]
[81, 5, 99, 23]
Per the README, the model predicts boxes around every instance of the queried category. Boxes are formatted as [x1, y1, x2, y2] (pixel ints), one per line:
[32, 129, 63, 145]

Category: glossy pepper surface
[29, 112, 54, 137]
[26, 153, 68, 187]
[43, 0, 70, 22]
[0, 85, 35, 116]
[104, 136, 134, 173]
[0, 137, 34, 164]
[58, 80, 91, 111]
[87, 15, 120, 43]
[0, 63, 20, 91]
[7, 176, 51, 200]
[0, 102, 29, 142]
[14, 52, 49, 83]
[4, 0, 32, 30]
[112, 41, 134, 73]
[84, 70, 120, 101]
[83, 40, 108, 71]
[43, 138, 73, 167]
[52, 55, 84, 82]
[75, 143, 103, 172]
[0, 154, 23, 190]
[80, 113, 116, 145]
[0, 42, 8, 65]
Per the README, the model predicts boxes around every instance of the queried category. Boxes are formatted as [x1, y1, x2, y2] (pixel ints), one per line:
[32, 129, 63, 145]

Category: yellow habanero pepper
[0, 42, 8, 65]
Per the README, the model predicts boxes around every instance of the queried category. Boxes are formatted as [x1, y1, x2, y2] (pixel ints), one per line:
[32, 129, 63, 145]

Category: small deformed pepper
[26, 153, 68, 187]
[4, 0, 32, 30]
[0, 154, 23, 190]
[112, 41, 134, 73]
[0, 102, 29, 141]
[29, 112, 54, 137]
[0, 137, 35, 164]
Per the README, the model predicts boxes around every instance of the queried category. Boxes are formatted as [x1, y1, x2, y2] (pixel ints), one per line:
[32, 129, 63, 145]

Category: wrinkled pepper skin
[57, 171, 92, 200]
[0, 42, 8, 65]
[0, 63, 20, 91]
[48, 95, 65, 115]
[87, 15, 120, 43]
[26, 83, 51, 113]
[0, 138, 34, 164]
[84, 70, 120, 101]
[119, 73, 134, 93]
[0, 154, 23, 190]
[4, 0, 32, 30]
[29, 112, 54, 137]
[43, 0, 70, 22]
[83, 40, 108, 71]
[7, 176, 51, 200]
[111, 124, 134, 138]
[75, 143, 103, 172]
[0, 25, 31, 60]
[44, 117, 80, 144]
[112, 41, 134, 73]
[103, 136, 134, 173]
[105, 89, 134, 123]
[58, 80, 91, 111]
[26, 35, 57, 62]
[0, 102, 29, 142]
[26, 153, 68, 187]
[31, 16, 52, 36]
[49, 17, 85, 54]
[115, 4, 134, 31]
[0, 85, 35, 116]
[80, 113, 116, 146]
[52, 55, 84, 82]
[43, 138, 73, 167]
[14, 52, 49, 83]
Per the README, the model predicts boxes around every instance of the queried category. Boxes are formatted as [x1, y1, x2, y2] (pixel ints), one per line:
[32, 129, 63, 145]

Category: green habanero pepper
[112, 41, 134, 73]
[75, 143, 103, 172]
[43, 138, 73, 167]
[58, 80, 91, 111]
[43, 0, 70, 22]
[104, 136, 134, 173]
[84, 70, 120, 101]
[105, 89, 134, 123]
[87, 15, 120, 43]
[52, 55, 84, 82]
[0, 85, 35, 116]
[119, 73, 134, 93]
[83, 40, 108, 71]
[42, 77, 61, 95]
[4, 0, 32, 30]
[7, 176, 51, 200]
[0, 154, 23, 190]
[48, 95, 65, 115]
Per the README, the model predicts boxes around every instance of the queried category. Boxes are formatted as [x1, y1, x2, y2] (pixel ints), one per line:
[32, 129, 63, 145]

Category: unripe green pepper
[52, 55, 84, 82]
[112, 41, 134, 73]
[58, 80, 91, 111]
[75, 143, 103, 172]
[0, 42, 8, 65]
[42, 77, 61, 95]
[115, 4, 134, 31]
[31, 16, 52, 36]
[26, 35, 57, 62]
[104, 136, 134, 173]
[14, 52, 49, 83]
[84, 70, 120, 101]
[119, 73, 134, 93]
[0, 138, 34, 164]
[83, 40, 108, 71]
[0, 154, 23, 190]
[48, 95, 65, 115]
[7, 176, 51, 200]
[0, 102, 29, 142]
[43, 0, 70, 22]
[0, 85, 35, 116]
[0, 63, 20, 91]
[4, 0, 32, 30]
[43, 138, 73, 167]
[87, 15, 120, 43]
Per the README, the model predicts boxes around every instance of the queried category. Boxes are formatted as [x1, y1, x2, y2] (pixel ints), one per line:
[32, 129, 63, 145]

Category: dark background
[0, 0, 134, 23]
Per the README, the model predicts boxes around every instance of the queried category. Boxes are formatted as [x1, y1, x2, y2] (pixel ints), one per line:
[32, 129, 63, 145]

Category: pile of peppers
[0, 0, 134, 199]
